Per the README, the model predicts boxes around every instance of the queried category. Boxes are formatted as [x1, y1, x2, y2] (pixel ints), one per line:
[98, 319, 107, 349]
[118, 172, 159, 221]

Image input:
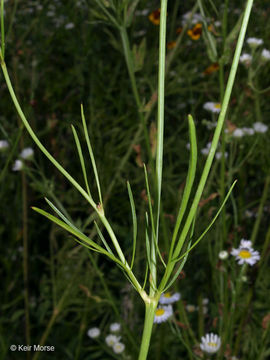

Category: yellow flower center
[156, 308, 165, 316]
[214, 103, 221, 109]
[239, 249, 251, 259]
[207, 342, 217, 347]
[164, 292, 172, 298]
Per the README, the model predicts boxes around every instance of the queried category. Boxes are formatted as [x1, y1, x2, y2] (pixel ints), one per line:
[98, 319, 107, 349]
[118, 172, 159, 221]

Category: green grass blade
[169, 115, 197, 260]
[71, 124, 92, 199]
[80, 104, 103, 207]
[127, 181, 137, 269]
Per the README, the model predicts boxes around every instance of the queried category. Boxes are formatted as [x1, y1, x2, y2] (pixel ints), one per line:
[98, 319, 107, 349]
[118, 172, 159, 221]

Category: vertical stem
[250, 175, 270, 244]
[138, 301, 158, 360]
[22, 170, 31, 353]
[0, 0, 5, 58]
[152, 0, 168, 295]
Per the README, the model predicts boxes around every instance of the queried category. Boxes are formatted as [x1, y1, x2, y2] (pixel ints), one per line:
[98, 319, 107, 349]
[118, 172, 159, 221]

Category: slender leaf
[94, 221, 114, 255]
[173, 180, 237, 263]
[81, 104, 103, 206]
[127, 181, 137, 269]
[169, 114, 197, 260]
[71, 124, 92, 199]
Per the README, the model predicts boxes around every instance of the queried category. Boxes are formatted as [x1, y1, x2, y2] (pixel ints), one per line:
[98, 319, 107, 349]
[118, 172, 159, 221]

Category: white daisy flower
[246, 37, 263, 48]
[87, 327, 100, 339]
[159, 292, 181, 304]
[253, 122, 268, 133]
[0, 140, 9, 150]
[12, 159, 23, 171]
[239, 53, 252, 66]
[113, 342, 125, 354]
[231, 242, 260, 266]
[219, 250, 229, 260]
[261, 48, 270, 61]
[232, 128, 245, 138]
[105, 334, 121, 347]
[200, 333, 221, 354]
[154, 305, 173, 324]
[110, 322, 121, 332]
[203, 102, 221, 114]
[242, 127, 255, 135]
[19, 147, 34, 160]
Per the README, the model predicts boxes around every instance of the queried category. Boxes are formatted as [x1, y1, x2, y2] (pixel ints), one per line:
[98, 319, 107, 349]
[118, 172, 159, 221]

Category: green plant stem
[250, 175, 270, 244]
[1, 0, 4, 58]
[138, 301, 158, 360]
[22, 169, 31, 355]
[158, 0, 254, 293]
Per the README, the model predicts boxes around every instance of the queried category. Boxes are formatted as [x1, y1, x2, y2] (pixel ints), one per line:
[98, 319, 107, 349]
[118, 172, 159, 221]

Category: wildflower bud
[219, 250, 229, 260]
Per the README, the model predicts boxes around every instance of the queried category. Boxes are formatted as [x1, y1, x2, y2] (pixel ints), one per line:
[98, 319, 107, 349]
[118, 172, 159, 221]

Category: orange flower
[167, 41, 176, 50]
[187, 23, 202, 40]
[203, 62, 219, 75]
[148, 9, 160, 25]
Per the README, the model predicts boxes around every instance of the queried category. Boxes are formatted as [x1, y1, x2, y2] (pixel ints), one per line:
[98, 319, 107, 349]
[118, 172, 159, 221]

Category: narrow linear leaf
[144, 165, 165, 267]
[169, 114, 197, 259]
[145, 213, 157, 291]
[142, 263, 149, 291]
[81, 104, 103, 206]
[127, 181, 137, 269]
[163, 240, 191, 293]
[45, 197, 78, 230]
[94, 221, 114, 255]
[71, 124, 92, 199]
[32, 206, 123, 267]
[173, 180, 237, 263]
